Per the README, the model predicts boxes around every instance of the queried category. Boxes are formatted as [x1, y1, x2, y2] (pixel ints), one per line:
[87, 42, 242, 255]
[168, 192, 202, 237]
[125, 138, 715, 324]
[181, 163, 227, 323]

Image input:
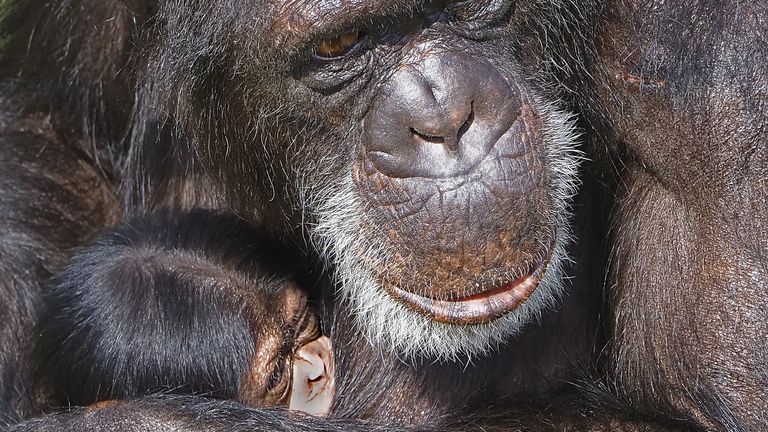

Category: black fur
[0, 0, 766, 431]
[8, 394, 432, 432]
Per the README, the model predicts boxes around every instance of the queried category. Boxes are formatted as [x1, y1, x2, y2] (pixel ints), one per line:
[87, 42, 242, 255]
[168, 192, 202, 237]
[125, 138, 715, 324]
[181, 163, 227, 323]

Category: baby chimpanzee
[36, 210, 335, 416]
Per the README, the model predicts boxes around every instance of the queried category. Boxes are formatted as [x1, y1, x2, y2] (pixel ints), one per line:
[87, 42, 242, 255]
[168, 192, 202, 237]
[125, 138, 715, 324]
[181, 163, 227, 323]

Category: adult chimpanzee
[0, 0, 766, 431]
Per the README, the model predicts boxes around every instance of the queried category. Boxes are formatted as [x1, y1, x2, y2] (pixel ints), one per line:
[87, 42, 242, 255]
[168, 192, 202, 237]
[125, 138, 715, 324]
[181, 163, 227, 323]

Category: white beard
[309, 104, 581, 361]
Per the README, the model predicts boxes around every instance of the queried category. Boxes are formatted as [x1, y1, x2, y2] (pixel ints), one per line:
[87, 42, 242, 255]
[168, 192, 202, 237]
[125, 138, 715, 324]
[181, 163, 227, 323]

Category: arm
[8, 395, 427, 432]
[588, 2, 768, 430]
[11, 394, 692, 432]
[0, 113, 119, 425]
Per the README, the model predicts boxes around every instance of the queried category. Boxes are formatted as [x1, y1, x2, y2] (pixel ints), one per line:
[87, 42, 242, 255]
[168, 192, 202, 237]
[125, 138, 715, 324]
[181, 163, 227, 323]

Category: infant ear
[289, 336, 335, 416]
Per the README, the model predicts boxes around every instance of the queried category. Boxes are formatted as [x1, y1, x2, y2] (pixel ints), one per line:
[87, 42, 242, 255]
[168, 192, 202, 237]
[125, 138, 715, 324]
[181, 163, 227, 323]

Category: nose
[362, 53, 520, 179]
[403, 69, 474, 153]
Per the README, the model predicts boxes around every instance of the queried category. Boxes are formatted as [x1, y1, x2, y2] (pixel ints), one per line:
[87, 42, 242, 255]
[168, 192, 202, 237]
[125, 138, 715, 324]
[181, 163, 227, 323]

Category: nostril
[410, 102, 474, 147]
[410, 127, 446, 144]
[457, 102, 474, 143]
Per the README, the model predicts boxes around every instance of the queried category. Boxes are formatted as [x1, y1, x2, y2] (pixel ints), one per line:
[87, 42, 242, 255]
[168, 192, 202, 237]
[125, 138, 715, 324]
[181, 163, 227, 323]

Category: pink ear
[289, 336, 335, 416]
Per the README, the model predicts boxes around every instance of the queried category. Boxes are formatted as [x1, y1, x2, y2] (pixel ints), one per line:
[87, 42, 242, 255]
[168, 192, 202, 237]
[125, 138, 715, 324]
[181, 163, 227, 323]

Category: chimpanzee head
[130, 0, 582, 359]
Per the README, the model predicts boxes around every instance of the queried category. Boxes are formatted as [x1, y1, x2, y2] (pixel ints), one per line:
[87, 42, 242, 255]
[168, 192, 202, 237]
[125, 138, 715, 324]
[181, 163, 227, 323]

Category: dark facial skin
[357, 59, 554, 313]
[0, 0, 766, 431]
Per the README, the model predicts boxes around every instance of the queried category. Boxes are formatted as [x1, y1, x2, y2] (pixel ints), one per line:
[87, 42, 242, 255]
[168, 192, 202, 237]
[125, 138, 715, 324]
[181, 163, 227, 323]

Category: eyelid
[311, 30, 368, 62]
[274, 0, 409, 53]
[449, 0, 502, 17]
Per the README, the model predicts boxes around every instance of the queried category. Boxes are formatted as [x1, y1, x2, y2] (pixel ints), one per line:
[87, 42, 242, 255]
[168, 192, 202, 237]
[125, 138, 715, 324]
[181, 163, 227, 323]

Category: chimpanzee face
[152, 0, 581, 359]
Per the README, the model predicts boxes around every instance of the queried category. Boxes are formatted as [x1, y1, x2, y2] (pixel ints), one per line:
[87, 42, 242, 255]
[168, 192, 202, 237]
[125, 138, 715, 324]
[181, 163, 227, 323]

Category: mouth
[390, 254, 551, 325]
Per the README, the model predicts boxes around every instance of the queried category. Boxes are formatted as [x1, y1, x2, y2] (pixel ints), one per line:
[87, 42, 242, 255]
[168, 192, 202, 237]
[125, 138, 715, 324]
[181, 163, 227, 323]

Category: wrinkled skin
[0, 0, 765, 431]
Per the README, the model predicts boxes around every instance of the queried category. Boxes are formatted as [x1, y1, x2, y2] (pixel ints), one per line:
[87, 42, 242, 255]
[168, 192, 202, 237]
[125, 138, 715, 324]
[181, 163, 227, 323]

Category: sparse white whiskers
[310, 104, 581, 361]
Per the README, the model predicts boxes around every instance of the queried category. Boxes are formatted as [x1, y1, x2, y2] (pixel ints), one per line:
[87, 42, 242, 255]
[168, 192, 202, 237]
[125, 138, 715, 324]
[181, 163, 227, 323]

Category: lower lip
[391, 266, 545, 325]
